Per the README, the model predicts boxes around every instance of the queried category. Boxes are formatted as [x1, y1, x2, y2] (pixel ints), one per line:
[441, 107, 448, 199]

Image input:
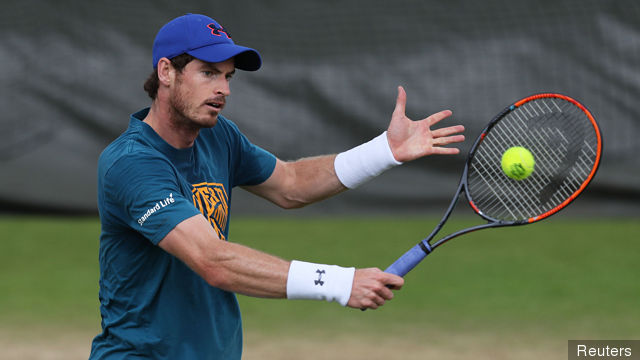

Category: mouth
[205, 99, 225, 111]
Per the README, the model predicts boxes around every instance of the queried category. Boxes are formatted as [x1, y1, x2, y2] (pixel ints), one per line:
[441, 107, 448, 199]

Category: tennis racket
[385, 93, 603, 277]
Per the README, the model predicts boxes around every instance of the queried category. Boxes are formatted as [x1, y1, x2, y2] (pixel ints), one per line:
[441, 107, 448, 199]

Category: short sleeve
[224, 120, 276, 187]
[103, 152, 201, 245]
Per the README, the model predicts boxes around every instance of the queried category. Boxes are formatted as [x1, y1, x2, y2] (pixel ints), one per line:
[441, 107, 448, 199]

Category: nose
[217, 79, 231, 96]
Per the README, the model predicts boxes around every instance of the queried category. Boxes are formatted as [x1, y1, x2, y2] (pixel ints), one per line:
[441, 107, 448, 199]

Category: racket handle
[384, 242, 430, 277]
[361, 243, 430, 312]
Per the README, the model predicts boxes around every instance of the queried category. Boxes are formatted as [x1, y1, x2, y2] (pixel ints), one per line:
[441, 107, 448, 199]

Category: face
[168, 58, 235, 129]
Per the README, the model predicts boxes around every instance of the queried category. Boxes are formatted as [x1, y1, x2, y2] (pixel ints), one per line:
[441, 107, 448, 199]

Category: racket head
[463, 93, 602, 224]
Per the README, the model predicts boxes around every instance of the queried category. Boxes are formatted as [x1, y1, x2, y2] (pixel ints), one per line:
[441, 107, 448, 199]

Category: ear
[156, 57, 174, 86]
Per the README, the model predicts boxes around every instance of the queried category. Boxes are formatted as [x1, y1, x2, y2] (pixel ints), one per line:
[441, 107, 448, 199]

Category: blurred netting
[0, 0, 638, 215]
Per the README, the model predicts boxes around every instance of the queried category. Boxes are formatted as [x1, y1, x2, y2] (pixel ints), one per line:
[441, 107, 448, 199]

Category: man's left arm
[243, 155, 345, 209]
[243, 86, 465, 209]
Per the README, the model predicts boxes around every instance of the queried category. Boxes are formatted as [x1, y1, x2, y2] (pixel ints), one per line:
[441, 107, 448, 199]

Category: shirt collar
[129, 108, 194, 163]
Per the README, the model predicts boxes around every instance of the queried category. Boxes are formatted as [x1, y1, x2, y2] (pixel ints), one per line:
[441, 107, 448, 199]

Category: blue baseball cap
[152, 14, 261, 71]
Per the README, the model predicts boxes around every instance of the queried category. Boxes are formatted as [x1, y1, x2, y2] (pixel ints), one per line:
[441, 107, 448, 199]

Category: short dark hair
[143, 54, 196, 100]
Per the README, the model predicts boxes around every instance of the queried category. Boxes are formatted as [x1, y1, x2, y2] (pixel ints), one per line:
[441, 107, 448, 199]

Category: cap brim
[187, 44, 262, 71]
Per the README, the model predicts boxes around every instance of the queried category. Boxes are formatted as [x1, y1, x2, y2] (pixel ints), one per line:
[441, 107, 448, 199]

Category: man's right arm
[157, 214, 404, 309]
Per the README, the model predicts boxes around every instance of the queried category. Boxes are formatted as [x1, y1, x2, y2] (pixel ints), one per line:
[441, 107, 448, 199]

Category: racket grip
[384, 243, 430, 277]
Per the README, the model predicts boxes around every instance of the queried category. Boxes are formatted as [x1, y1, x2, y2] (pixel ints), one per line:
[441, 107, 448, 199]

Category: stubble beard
[168, 78, 218, 133]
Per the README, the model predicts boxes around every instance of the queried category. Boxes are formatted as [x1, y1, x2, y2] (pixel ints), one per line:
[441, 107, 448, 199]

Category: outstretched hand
[387, 86, 465, 162]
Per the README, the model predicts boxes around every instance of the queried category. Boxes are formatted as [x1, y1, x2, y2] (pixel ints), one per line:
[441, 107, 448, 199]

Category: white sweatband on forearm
[286, 260, 355, 306]
[334, 131, 403, 189]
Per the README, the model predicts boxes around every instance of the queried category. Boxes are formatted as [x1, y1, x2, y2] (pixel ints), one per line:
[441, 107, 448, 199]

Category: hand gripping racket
[385, 93, 603, 277]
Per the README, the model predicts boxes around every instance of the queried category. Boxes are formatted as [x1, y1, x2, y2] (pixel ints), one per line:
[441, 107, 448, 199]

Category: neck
[143, 101, 200, 149]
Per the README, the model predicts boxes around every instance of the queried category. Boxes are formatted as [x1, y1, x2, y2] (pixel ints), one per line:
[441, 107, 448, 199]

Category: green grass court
[0, 216, 638, 359]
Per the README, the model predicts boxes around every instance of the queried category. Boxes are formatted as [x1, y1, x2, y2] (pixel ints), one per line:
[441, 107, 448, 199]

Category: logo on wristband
[314, 269, 325, 286]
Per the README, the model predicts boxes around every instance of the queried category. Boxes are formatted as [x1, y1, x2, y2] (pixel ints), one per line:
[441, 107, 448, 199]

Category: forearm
[206, 241, 393, 308]
[205, 240, 291, 298]
[160, 216, 353, 303]
[244, 155, 347, 209]
[159, 215, 289, 298]
[160, 215, 403, 308]
[213, 243, 394, 308]
[282, 155, 346, 206]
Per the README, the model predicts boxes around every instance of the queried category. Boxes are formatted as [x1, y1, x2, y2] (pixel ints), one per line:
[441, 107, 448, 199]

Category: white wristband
[334, 131, 402, 189]
[286, 260, 355, 306]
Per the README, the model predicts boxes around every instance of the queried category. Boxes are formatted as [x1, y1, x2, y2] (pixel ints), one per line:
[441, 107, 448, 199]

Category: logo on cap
[207, 23, 231, 39]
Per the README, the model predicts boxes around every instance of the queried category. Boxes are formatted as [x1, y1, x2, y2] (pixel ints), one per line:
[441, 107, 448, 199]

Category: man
[90, 13, 465, 359]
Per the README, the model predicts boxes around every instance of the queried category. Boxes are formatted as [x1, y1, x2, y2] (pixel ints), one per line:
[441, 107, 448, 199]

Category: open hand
[387, 86, 465, 162]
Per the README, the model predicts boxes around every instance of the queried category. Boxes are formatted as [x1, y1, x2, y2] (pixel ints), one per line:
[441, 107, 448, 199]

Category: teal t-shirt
[90, 108, 276, 359]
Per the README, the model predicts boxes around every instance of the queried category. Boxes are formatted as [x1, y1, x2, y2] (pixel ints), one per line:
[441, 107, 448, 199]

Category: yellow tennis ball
[501, 146, 535, 180]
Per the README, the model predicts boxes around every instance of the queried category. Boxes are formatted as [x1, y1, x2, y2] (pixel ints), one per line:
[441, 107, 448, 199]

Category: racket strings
[467, 97, 599, 221]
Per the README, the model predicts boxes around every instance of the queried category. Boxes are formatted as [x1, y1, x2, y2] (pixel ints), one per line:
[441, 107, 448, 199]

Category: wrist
[334, 131, 402, 189]
[286, 260, 355, 306]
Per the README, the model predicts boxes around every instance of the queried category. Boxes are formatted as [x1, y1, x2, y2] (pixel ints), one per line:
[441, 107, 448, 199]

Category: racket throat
[418, 240, 433, 254]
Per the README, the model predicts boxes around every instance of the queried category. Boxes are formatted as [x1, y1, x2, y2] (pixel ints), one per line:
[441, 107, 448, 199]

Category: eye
[202, 71, 213, 77]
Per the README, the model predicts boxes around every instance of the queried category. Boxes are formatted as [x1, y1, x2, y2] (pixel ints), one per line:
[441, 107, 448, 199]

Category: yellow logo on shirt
[191, 182, 228, 240]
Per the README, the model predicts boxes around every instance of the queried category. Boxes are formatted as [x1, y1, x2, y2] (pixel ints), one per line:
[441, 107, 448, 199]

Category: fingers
[431, 124, 465, 139]
[347, 268, 405, 310]
[392, 88, 454, 129]
[387, 86, 466, 161]
[384, 271, 404, 290]
[432, 133, 465, 148]
[392, 86, 407, 118]
[430, 146, 461, 155]
[425, 109, 453, 127]
[429, 124, 465, 155]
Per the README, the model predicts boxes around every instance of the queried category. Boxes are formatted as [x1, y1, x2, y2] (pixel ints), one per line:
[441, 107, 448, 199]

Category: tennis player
[89, 13, 465, 359]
